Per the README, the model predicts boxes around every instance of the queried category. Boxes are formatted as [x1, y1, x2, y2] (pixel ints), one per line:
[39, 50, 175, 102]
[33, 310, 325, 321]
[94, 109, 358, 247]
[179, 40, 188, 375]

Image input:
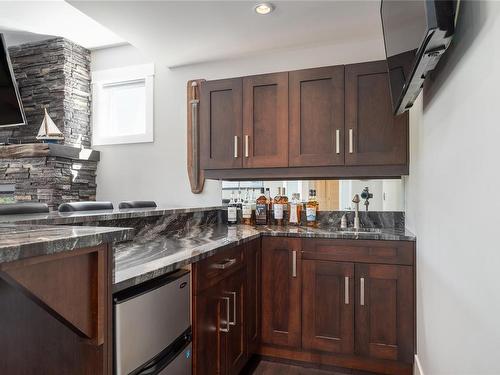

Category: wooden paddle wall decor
[187, 79, 205, 193]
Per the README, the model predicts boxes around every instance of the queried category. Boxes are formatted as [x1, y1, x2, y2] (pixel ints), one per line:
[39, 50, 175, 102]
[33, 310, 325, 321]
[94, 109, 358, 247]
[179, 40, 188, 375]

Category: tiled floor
[251, 361, 348, 375]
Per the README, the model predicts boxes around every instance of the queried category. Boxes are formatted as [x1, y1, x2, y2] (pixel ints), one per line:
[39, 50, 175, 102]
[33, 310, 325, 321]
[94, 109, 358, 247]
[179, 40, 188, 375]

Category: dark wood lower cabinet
[355, 263, 414, 364]
[193, 237, 415, 375]
[302, 260, 354, 354]
[261, 237, 302, 348]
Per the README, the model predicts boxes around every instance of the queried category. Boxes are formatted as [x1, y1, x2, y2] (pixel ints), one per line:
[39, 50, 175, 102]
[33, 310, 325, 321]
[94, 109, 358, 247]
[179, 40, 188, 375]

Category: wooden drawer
[193, 244, 245, 294]
[301, 239, 414, 266]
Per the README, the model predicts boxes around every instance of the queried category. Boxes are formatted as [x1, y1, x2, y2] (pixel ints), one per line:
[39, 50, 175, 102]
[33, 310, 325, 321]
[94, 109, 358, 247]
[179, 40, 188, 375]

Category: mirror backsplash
[221, 179, 405, 212]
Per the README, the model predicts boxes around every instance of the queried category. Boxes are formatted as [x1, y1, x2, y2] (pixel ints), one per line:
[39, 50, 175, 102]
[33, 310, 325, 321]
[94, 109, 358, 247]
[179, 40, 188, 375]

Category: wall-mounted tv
[381, 0, 456, 114]
[0, 33, 26, 127]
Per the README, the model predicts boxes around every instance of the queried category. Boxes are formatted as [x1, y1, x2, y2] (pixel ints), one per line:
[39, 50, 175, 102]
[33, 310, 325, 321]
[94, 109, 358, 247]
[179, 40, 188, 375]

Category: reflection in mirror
[221, 179, 405, 212]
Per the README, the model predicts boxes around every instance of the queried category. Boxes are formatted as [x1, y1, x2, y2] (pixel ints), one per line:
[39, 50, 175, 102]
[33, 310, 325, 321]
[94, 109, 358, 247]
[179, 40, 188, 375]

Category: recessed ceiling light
[254, 2, 275, 15]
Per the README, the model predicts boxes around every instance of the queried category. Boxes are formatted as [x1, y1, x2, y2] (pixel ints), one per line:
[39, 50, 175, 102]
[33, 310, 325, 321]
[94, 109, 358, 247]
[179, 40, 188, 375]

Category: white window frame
[92, 63, 154, 146]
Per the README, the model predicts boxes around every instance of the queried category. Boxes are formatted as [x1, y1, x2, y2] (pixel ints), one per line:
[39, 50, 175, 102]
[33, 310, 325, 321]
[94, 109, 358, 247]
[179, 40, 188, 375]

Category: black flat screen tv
[0, 33, 26, 127]
[381, 0, 456, 114]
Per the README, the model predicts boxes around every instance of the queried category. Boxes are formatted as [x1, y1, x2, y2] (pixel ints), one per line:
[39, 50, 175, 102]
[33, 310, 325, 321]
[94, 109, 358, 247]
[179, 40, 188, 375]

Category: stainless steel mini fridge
[114, 269, 191, 375]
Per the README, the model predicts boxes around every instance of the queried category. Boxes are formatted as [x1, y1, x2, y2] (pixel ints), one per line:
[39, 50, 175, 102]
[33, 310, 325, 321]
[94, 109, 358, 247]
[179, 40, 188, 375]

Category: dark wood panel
[289, 66, 345, 167]
[193, 244, 245, 294]
[204, 164, 408, 180]
[258, 345, 412, 375]
[246, 239, 261, 355]
[302, 260, 354, 354]
[355, 264, 414, 364]
[224, 269, 247, 374]
[243, 73, 288, 168]
[345, 60, 408, 166]
[200, 78, 242, 169]
[0, 245, 110, 375]
[193, 284, 225, 375]
[301, 239, 414, 266]
[261, 237, 301, 348]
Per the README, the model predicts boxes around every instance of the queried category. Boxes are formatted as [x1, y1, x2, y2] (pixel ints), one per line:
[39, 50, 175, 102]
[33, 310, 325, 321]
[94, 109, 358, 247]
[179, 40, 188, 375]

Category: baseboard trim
[414, 354, 424, 375]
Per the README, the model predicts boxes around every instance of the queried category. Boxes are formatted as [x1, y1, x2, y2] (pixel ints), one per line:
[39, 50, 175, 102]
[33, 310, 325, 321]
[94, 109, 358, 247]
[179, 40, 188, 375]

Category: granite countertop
[113, 224, 416, 292]
[0, 205, 223, 225]
[0, 224, 134, 265]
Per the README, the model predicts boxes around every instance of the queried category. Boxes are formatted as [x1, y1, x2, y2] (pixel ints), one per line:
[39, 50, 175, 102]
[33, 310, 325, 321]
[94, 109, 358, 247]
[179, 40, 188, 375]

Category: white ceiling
[0, 0, 124, 48]
[68, 1, 383, 67]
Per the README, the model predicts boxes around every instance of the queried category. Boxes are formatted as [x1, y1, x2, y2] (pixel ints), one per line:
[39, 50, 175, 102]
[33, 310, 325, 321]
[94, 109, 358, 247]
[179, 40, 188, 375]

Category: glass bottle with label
[227, 191, 238, 225]
[288, 193, 302, 226]
[281, 187, 289, 224]
[306, 189, 319, 227]
[273, 187, 285, 226]
[242, 190, 253, 225]
[255, 188, 268, 225]
[265, 188, 272, 223]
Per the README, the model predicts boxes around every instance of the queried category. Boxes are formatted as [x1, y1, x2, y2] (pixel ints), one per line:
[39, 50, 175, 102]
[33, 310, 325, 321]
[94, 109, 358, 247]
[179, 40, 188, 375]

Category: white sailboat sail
[36, 108, 64, 140]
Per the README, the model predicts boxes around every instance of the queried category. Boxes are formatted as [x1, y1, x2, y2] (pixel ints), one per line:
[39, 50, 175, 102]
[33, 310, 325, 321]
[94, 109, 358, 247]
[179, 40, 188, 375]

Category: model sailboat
[36, 108, 64, 143]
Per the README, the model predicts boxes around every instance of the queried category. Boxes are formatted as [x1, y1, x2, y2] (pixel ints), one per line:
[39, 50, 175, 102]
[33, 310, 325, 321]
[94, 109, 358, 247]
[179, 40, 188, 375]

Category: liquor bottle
[236, 190, 243, 209]
[265, 188, 272, 223]
[273, 187, 285, 226]
[227, 191, 238, 225]
[288, 193, 302, 226]
[242, 190, 253, 225]
[281, 187, 289, 224]
[255, 188, 268, 225]
[306, 189, 319, 227]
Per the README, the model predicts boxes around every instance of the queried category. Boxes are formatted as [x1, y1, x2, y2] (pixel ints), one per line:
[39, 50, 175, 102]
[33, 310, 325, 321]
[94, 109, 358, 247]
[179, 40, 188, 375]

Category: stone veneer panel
[0, 156, 97, 210]
[0, 38, 91, 147]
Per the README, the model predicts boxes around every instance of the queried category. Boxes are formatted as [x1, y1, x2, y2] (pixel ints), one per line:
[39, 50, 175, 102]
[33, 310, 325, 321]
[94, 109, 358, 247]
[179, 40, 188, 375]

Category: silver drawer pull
[234, 136, 238, 158]
[229, 291, 237, 326]
[292, 250, 297, 278]
[220, 297, 230, 333]
[212, 258, 237, 270]
[336, 129, 340, 154]
[349, 128, 353, 154]
[360, 277, 365, 306]
[245, 135, 249, 158]
[344, 276, 349, 305]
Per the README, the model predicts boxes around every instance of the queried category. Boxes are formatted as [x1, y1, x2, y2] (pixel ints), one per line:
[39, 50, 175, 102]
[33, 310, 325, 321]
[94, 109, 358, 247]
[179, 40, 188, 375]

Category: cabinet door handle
[336, 129, 340, 154]
[360, 277, 365, 306]
[229, 291, 237, 326]
[244, 135, 249, 158]
[220, 297, 230, 333]
[344, 276, 349, 305]
[349, 129, 353, 154]
[212, 258, 237, 270]
[234, 136, 238, 158]
[292, 250, 297, 278]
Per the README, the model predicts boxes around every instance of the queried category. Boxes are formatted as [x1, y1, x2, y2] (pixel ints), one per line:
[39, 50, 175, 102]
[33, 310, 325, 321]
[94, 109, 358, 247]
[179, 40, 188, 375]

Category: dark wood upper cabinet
[261, 237, 301, 348]
[302, 260, 354, 354]
[243, 73, 289, 168]
[289, 66, 345, 167]
[345, 61, 408, 166]
[200, 78, 242, 170]
[355, 263, 414, 364]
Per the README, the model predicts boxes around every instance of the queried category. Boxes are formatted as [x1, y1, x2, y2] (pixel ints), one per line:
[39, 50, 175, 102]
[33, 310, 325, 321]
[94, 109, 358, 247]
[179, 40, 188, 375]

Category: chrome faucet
[352, 194, 360, 230]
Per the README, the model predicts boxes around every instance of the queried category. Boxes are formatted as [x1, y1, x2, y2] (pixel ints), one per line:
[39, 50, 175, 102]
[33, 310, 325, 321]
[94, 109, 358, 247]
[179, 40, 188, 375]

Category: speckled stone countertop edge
[0, 226, 135, 265]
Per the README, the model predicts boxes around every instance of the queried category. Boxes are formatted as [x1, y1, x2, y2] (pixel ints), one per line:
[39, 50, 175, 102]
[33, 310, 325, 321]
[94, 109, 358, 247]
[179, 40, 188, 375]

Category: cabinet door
[246, 239, 261, 355]
[289, 66, 345, 167]
[200, 78, 242, 169]
[242, 73, 288, 168]
[223, 269, 246, 375]
[345, 61, 408, 166]
[302, 260, 354, 354]
[355, 264, 414, 363]
[261, 237, 301, 348]
[193, 284, 226, 375]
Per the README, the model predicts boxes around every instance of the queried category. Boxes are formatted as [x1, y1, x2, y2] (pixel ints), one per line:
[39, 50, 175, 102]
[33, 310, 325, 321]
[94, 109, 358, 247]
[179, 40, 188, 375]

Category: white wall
[405, 1, 500, 374]
[91, 37, 384, 207]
